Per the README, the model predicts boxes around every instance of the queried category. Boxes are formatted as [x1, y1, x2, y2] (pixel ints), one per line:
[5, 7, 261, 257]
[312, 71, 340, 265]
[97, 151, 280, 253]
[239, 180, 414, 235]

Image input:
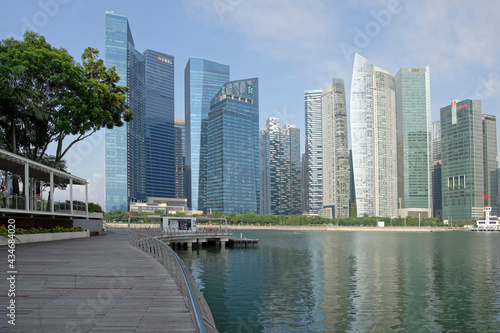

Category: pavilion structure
[0, 148, 89, 218]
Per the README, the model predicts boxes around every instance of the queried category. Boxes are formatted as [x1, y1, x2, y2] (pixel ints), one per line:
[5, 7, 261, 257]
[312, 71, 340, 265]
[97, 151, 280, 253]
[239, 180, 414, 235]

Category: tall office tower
[349, 149, 356, 216]
[260, 117, 280, 215]
[431, 121, 442, 217]
[321, 78, 350, 218]
[206, 78, 259, 214]
[105, 12, 145, 212]
[304, 90, 323, 213]
[441, 99, 485, 220]
[280, 124, 301, 215]
[432, 160, 442, 217]
[174, 118, 186, 199]
[396, 67, 432, 218]
[350, 53, 398, 218]
[483, 115, 498, 215]
[143, 50, 175, 198]
[301, 153, 307, 213]
[185, 58, 230, 211]
[432, 121, 441, 162]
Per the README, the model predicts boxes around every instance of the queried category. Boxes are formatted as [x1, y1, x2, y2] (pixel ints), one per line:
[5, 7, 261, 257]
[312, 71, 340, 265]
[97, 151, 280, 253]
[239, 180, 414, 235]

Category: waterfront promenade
[0, 230, 197, 332]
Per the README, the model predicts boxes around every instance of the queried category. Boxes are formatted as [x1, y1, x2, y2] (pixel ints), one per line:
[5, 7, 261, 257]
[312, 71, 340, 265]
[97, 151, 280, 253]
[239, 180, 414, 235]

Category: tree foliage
[0, 31, 132, 167]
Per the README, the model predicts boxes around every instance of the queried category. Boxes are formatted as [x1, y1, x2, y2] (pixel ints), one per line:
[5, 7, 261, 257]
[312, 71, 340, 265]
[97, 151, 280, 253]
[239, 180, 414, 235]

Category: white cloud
[184, 0, 336, 62]
[52, 172, 105, 208]
[394, 0, 500, 80]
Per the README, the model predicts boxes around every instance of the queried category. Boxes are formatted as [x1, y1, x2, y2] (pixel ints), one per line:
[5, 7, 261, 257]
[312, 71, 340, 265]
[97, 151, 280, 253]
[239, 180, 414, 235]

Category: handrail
[129, 231, 218, 333]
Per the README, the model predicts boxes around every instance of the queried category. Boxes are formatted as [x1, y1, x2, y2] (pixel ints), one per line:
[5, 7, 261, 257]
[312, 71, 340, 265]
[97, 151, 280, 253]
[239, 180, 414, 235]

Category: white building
[350, 53, 398, 218]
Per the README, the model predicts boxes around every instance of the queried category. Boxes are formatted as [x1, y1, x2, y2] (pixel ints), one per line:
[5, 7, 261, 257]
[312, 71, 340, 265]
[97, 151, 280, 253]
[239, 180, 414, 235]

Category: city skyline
[1, 1, 499, 208]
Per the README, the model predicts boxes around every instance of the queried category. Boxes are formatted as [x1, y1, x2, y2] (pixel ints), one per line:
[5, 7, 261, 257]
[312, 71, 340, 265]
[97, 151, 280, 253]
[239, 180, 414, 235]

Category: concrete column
[186, 242, 192, 248]
[221, 241, 226, 248]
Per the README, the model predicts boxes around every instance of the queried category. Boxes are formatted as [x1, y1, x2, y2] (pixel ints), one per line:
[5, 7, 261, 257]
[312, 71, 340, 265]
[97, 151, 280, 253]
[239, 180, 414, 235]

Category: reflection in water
[176, 231, 500, 333]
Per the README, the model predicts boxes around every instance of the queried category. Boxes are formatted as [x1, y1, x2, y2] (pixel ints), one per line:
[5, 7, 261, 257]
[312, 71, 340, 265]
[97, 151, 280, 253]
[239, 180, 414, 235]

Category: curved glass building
[350, 53, 398, 218]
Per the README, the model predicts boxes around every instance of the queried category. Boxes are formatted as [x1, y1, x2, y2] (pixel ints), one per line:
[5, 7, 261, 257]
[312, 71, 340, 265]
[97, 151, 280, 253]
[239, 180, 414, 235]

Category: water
[176, 230, 500, 332]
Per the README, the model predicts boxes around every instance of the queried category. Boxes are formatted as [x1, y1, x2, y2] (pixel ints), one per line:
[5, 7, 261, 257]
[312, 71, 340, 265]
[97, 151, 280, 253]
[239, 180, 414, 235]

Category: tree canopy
[0, 31, 132, 167]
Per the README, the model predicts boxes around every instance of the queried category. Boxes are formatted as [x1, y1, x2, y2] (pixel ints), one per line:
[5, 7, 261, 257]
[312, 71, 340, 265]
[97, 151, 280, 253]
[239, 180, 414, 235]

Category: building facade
[260, 117, 280, 215]
[185, 58, 230, 211]
[321, 78, 350, 218]
[304, 90, 323, 214]
[483, 115, 498, 215]
[104, 13, 175, 212]
[432, 121, 441, 162]
[260, 118, 301, 215]
[432, 160, 442, 217]
[174, 118, 187, 199]
[441, 99, 485, 220]
[395, 67, 432, 218]
[143, 50, 175, 198]
[350, 53, 398, 218]
[104, 12, 144, 212]
[206, 78, 259, 214]
[280, 124, 301, 215]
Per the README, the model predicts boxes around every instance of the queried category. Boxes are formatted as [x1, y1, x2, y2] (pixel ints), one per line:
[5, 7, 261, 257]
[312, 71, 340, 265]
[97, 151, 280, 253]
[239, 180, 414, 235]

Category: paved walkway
[0, 230, 197, 332]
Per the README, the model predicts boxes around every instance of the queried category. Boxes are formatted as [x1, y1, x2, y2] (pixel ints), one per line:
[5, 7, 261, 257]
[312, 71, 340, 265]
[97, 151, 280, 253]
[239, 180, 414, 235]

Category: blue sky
[1, 0, 499, 207]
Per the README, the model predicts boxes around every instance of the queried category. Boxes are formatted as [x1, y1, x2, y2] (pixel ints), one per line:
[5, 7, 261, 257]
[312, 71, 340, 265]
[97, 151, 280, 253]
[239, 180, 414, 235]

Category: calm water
[176, 230, 500, 332]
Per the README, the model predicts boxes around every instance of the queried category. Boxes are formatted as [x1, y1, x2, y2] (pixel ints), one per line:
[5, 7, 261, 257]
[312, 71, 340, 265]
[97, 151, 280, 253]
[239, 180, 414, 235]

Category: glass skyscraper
[432, 121, 441, 162]
[441, 99, 485, 220]
[395, 67, 432, 217]
[304, 90, 323, 214]
[104, 12, 139, 212]
[143, 49, 175, 198]
[350, 53, 398, 218]
[321, 78, 350, 218]
[206, 78, 259, 214]
[185, 58, 230, 211]
[104, 12, 175, 212]
[174, 118, 187, 199]
[483, 115, 498, 216]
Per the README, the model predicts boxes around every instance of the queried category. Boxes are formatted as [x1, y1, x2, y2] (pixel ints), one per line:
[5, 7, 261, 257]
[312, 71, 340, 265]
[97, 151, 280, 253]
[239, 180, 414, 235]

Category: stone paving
[0, 229, 197, 332]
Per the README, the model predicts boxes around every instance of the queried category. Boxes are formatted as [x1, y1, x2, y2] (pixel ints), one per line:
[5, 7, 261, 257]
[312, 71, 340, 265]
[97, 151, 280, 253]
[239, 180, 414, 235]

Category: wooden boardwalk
[0, 229, 197, 332]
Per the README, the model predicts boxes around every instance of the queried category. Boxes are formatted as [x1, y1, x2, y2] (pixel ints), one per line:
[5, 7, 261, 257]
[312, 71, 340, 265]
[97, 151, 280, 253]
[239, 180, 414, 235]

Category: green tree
[0, 32, 131, 168]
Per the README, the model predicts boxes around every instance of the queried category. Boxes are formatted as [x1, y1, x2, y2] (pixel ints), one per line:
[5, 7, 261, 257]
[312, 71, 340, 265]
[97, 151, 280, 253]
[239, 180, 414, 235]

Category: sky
[1, 0, 499, 208]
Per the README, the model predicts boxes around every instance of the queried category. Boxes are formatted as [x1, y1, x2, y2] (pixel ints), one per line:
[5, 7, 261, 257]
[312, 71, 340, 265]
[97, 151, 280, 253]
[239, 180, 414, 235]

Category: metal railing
[1, 195, 87, 215]
[131, 228, 232, 241]
[129, 231, 218, 333]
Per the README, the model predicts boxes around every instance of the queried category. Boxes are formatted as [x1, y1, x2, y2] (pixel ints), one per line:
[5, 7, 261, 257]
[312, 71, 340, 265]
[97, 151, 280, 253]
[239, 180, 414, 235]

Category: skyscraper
[185, 58, 230, 211]
[260, 118, 301, 215]
[350, 53, 398, 218]
[143, 50, 175, 198]
[304, 90, 323, 214]
[432, 121, 441, 162]
[174, 118, 186, 199]
[280, 124, 301, 215]
[104, 12, 144, 212]
[260, 117, 280, 215]
[441, 99, 485, 220]
[395, 67, 432, 218]
[206, 78, 259, 214]
[483, 115, 498, 216]
[321, 78, 350, 218]
[104, 12, 175, 212]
